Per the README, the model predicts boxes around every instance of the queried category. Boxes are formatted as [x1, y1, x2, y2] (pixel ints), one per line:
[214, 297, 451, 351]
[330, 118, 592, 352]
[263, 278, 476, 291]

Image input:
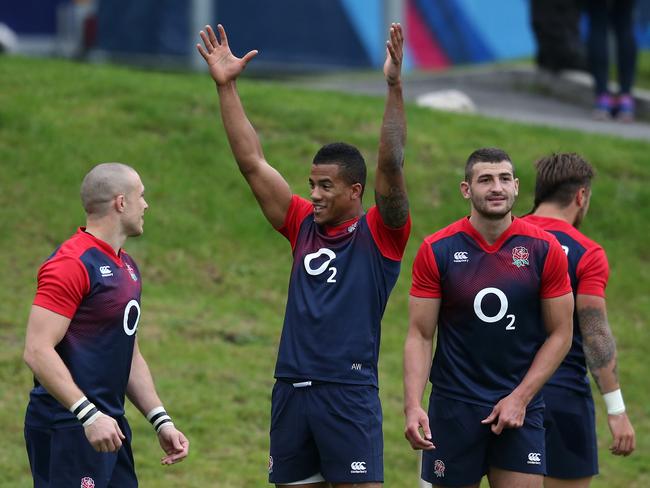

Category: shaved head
[80, 163, 139, 216]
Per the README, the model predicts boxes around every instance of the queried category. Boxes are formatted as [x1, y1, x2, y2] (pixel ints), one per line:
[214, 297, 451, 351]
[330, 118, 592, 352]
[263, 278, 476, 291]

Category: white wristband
[603, 389, 626, 415]
[70, 395, 102, 426]
[146, 406, 174, 433]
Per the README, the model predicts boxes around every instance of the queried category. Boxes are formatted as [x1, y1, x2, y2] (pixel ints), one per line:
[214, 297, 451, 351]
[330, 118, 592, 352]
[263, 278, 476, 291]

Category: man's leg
[269, 381, 321, 485]
[26, 423, 117, 488]
[308, 384, 384, 485]
[421, 393, 491, 487]
[488, 467, 542, 488]
[542, 385, 598, 485]
[544, 477, 592, 488]
[107, 417, 137, 488]
[277, 482, 328, 488]
[487, 408, 546, 488]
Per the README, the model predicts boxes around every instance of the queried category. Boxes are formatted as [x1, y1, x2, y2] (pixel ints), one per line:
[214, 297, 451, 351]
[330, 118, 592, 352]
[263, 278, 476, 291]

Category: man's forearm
[579, 305, 620, 393]
[376, 82, 408, 228]
[378, 82, 406, 174]
[126, 350, 163, 416]
[216, 81, 266, 174]
[24, 347, 85, 410]
[512, 331, 571, 405]
[403, 333, 433, 411]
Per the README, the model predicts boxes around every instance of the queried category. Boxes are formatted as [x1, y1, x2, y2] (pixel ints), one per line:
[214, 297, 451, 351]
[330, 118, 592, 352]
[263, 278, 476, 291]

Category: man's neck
[468, 213, 512, 246]
[85, 219, 125, 255]
[533, 202, 576, 226]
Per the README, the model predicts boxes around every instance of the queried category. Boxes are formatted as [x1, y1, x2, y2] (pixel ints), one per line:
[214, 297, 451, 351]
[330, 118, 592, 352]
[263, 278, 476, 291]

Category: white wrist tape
[146, 406, 174, 433]
[70, 395, 102, 426]
[603, 389, 626, 415]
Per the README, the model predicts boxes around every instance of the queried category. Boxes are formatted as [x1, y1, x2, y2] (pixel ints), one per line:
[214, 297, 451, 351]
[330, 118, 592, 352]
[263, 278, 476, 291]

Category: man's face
[309, 163, 360, 226]
[461, 161, 519, 220]
[121, 173, 148, 237]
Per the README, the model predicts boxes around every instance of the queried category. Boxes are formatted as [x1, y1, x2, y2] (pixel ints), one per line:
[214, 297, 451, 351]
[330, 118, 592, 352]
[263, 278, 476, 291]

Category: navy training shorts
[543, 384, 598, 479]
[422, 392, 546, 486]
[25, 416, 137, 488]
[269, 380, 383, 484]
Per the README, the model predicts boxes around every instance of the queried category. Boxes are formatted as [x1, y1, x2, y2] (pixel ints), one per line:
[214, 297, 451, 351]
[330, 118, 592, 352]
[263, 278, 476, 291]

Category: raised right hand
[197, 24, 258, 86]
[84, 413, 125, 452]
[404, 406, 435, 450]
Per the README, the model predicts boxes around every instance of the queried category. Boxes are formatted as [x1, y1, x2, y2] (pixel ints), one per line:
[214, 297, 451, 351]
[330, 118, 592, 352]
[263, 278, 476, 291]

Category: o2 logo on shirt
[123, 299, 141, 336]
[473, 287, 515, 331]
[303, 248, 337, 283]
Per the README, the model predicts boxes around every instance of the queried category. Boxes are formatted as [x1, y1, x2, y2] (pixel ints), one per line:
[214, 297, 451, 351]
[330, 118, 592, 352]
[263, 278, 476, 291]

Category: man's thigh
[25, 423, 137, 488]
[309, 384, 384, 485]
[269, 381, 321, 484]
[488, 467, 542, 488]
[421, 393, 492, 487]
[543, 386, 598, 479]
[488, 408, 546, 478]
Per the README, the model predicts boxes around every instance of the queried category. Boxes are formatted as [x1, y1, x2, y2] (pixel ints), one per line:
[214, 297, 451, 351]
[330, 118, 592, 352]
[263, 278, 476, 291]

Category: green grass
[636, 50, 650, 90]
[1, 56, 649, 487]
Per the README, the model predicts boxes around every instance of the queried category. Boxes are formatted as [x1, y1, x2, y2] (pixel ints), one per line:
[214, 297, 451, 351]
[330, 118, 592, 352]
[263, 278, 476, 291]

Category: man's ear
[460, 181, 471, 200]
[350, 182, 363, 201]
[115, 194, 126, 213]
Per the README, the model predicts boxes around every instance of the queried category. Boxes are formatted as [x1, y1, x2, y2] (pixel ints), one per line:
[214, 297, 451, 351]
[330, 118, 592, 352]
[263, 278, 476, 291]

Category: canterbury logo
[527, 452, 541, 464]
[453, 251, 469, 263]
[350, 461, 367, 473]
[99, 265, 113, 277]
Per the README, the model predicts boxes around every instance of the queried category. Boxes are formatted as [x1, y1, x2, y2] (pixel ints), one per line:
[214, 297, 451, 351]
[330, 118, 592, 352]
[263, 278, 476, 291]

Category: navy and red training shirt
[26, 228, 142, 428]
[523, 214, 608, 395]
[274, 195, 411, 387]
[411, 217, 571, 409]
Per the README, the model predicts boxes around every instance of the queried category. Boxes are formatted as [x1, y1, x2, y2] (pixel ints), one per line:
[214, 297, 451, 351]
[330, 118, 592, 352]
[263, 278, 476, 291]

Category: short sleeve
[540, 238, 572, 298]
[576, 247, 609, 297]
[410, 240, 442, 298]
[33, 256, 90, 319]
[366, 206, 411, 261]
[278, 195, 313, 250]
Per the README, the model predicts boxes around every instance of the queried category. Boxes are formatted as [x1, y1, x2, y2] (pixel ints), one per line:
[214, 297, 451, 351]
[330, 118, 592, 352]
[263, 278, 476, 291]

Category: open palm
[384, 23, 404, 86]
[197, 24, 258, 86]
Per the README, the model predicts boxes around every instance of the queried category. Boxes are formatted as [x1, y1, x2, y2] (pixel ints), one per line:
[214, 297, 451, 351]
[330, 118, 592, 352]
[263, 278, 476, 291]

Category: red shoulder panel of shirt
[411, 217, 572, 299]
[278, 195, 410, 260]
[32, 228, 129, 319]
[521, 214, 608, 297]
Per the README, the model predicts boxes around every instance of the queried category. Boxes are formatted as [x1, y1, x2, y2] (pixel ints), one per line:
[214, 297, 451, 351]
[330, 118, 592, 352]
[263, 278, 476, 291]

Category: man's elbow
[23, 343, 47, 373]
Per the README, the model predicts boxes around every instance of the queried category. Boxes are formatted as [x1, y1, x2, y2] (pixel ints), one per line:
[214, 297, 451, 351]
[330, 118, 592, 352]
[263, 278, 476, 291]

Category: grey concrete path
[287, 66, 650, 141]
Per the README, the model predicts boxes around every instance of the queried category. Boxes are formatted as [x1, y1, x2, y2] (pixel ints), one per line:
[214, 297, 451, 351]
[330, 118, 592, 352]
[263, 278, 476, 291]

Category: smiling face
[461, 161, 519, 220]
[309, 163, 362, 226]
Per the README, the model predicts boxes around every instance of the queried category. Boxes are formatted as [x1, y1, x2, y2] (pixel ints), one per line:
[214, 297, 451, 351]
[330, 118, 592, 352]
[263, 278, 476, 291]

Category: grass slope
[1, 56, 649, 487]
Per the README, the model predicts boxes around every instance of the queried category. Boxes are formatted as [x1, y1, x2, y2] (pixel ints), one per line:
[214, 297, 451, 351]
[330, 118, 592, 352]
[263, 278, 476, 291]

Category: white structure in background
[0, 22, 17, 53]
[416, 89, 477, 114]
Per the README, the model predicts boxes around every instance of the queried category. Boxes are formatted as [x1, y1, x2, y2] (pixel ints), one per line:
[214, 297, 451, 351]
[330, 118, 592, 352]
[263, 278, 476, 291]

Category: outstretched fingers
[206, 25, 220, 48]
[242, 49, 259, 65]
[389, 23, 403, 61]
[199, 30, 214, 53]
[216, 24, 229, 46]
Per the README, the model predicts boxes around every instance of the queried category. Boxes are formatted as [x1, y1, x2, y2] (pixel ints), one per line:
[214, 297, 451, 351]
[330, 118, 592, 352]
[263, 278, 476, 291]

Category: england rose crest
[81, 477, 95, 488]
[512, 246, 529, 268]
[434, 459, 445, 478]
